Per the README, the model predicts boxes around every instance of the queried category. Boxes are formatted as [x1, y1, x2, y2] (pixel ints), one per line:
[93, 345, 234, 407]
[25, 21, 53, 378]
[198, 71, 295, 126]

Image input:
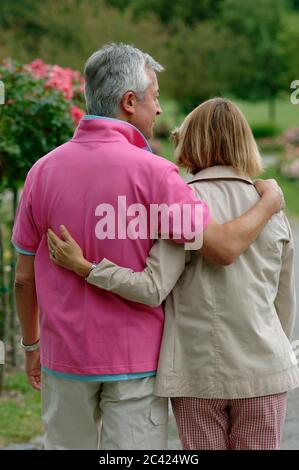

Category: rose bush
[0, 59, 85, 191]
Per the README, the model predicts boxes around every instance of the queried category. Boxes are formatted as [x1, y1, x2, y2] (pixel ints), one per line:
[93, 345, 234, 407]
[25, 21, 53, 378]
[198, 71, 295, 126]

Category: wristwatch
[20, 338, 40, 352]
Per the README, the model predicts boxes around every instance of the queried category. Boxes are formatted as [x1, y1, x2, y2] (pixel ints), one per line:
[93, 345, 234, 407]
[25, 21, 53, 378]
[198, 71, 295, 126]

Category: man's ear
[120, 91, 136, 116]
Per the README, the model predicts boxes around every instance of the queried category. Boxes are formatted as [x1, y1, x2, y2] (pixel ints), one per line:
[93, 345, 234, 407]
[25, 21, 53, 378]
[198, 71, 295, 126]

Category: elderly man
[12, 43, 283, 450]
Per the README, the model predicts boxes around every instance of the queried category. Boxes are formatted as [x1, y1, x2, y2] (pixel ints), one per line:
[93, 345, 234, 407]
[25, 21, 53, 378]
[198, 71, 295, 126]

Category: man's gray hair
[84, 43, 164, 117]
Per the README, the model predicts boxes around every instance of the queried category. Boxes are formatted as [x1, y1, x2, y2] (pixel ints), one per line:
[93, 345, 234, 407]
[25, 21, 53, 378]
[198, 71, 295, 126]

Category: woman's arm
[87, 240, 186, 306]
[274, 217, 296, 339]
[47, 226, 93, 277]
[47, 226, 187, 306]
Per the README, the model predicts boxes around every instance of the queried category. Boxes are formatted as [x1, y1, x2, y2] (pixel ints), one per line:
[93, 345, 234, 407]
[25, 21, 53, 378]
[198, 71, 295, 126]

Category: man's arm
[201, 179, 284, 265]
[14, 254, 41, 391]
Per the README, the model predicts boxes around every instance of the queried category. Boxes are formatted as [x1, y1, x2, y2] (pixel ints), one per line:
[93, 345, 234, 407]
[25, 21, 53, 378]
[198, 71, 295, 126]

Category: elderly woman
[47, 98, 299, 450]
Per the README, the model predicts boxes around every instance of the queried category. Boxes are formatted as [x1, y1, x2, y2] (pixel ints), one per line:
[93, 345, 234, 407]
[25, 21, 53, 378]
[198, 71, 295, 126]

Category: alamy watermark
[94, 196, 204, 250]
[290, 80, 299, 104]
[0, 80, 4, 105]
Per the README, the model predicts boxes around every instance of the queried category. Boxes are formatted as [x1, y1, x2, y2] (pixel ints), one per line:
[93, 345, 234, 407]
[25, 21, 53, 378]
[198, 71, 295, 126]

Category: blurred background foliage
[0, 0, 298, 119]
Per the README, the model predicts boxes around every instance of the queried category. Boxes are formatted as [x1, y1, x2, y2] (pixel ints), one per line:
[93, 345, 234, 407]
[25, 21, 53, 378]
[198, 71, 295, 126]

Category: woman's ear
[120, 91, 136, 116]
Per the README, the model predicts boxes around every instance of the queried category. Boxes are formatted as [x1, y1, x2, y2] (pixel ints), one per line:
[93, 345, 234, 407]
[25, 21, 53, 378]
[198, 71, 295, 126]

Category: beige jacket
[87, 166, 299, 398]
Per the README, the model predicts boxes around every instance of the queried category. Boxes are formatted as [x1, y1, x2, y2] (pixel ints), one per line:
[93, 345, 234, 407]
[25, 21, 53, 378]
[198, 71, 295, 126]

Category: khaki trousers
[41, 371, 168, 450]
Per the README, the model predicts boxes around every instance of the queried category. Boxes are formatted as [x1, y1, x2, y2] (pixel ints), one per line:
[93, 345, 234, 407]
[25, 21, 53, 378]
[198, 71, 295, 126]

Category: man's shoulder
[27, 142, 70, 177]
[130, 144, 177, 172]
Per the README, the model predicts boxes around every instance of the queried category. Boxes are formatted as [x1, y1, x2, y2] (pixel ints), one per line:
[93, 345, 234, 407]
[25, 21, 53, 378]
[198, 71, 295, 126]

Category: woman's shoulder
[189, 178, 259, 220]
[190, 178, 292, 243]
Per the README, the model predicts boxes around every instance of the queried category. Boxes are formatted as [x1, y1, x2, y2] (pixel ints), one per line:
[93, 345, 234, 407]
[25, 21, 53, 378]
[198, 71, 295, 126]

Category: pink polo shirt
[12, 117, 211, 375]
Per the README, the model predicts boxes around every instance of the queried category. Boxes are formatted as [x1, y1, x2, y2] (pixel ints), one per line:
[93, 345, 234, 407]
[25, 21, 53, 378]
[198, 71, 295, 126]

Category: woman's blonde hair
[172, 97, 263, 177]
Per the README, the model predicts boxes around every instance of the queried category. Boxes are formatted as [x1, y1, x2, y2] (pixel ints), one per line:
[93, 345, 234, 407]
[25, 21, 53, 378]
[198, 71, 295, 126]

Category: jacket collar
[188, 166, 254, 185]
[71, 115, 152, 152]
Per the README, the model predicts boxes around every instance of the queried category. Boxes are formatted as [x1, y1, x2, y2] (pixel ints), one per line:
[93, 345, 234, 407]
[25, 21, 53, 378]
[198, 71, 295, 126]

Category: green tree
[0, 0, 167, 72]
[220, 0, 287, 124]
[161, 21, 233, 112]
[0, 0, 47, 56]
[279, 13, 299, 85]
[288, 0, 299, 10]
[106, 0, 223, 26]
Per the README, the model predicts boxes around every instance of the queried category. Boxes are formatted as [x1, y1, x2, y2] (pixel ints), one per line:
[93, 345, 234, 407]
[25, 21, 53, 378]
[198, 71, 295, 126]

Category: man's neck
[115, 111, 129, 124]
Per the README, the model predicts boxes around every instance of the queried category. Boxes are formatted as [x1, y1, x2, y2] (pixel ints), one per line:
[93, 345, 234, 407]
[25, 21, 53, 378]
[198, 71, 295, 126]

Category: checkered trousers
[171, 393, 287, 450]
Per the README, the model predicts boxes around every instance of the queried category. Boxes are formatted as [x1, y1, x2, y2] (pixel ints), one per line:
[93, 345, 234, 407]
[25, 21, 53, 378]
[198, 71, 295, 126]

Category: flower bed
[0, 59, 85, 191]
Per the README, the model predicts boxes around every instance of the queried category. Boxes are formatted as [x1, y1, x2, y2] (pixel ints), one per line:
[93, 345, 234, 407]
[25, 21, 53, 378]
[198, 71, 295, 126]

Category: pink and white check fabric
[171, 393, 287, 450]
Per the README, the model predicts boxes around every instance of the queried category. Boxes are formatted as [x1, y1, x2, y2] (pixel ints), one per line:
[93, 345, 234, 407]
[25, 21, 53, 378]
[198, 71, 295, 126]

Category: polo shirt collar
[71, 115, 152, 152]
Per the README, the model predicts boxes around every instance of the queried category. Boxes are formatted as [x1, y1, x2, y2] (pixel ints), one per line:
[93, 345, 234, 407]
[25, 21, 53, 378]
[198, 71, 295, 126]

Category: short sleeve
[11, 173, 41, 255]
[155, 166, 211, 243]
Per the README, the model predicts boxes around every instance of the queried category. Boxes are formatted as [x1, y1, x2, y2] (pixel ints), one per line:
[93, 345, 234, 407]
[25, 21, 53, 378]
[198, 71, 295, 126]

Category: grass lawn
[0, 368, 42, 447]
[261, 165, 299, 220]
[159, 94, 299, 133]
[236, 96, 299, 132]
